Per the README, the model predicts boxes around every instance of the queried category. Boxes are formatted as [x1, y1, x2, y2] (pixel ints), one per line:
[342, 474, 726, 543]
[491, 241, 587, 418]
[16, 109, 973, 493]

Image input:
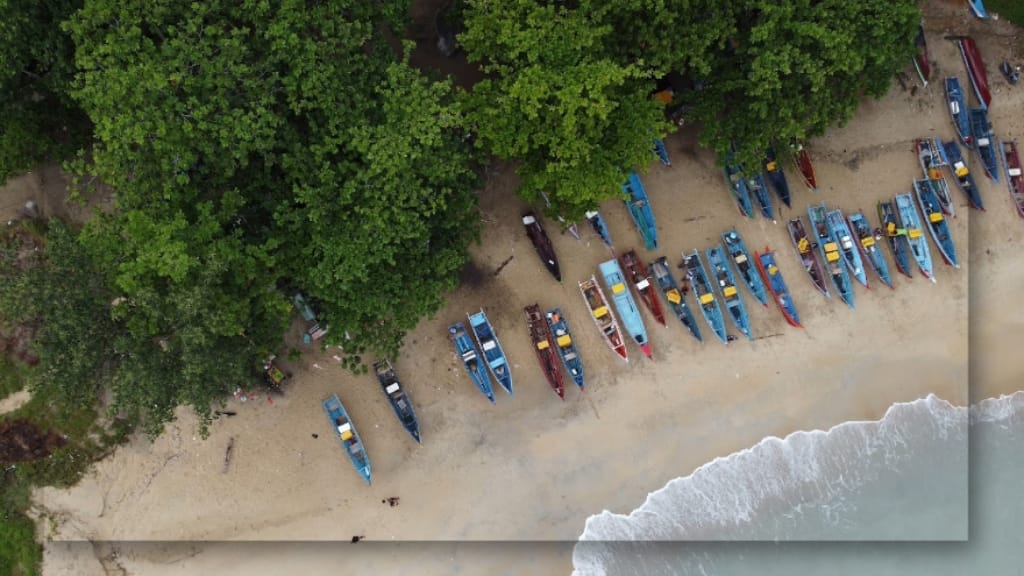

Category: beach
[15, 4, 1024, 575]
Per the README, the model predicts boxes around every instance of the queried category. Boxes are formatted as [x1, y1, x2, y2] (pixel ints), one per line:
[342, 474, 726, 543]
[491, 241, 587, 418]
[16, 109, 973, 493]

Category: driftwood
[492, 254, 514, 277]
[222, 436, 235, 474]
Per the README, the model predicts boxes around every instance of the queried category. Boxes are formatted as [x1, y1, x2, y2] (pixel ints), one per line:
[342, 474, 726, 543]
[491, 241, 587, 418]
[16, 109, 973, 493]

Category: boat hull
[958, 37, 992, 108]
[792, 143, 818, 191]
[585, 210, 614, 248]
[600, 259, 653, 358]
[786, 217, 831, 297]
[913, 180, 959, 268]
[522, 212, 561, 281]
[808, 204, 855, 308]
[764, 147, 792, 207]
[1000, 140, 1024, 218]
[374, 360, 422, 444]
[825, 208, 869, 289]
[683, 250, 728, 344]
[913, 25, 930, 87]
[468, 311, 513, 396]
[944, 77, 971, 147]
[969, 107, 1000, 182]
[650, 256, 702, 342]
[755, 248, 802, 328]
[525, 304, 566, 399]
[722, 229, 769, 306]
[580, 276, 628, 361]
[322, 394, 372, 484]
[545, 307, 585, 390]
[941, 139, 985, 210]
[449, 322, 495, 402]
[916, 138, 955, 216]
[707, 244, 753, 340]
[877, 201, 913, 279]
[848, 211, 893, 289]
[895, 193, 935, 281]
[621, 250, 667, 326]
[623, 172, 658, 250]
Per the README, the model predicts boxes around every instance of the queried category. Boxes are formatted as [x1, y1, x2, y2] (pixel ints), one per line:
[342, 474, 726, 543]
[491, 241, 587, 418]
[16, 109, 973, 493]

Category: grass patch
[0, 356, 28, 399]
[987, 0, 1024, 27]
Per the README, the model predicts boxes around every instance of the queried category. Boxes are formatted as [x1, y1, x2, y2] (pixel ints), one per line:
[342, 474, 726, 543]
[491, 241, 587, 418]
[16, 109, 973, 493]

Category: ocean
[572, 392, 1024, 575]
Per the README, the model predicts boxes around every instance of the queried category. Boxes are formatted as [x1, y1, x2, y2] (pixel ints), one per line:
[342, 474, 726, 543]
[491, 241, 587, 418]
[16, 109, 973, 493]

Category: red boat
[620, 249, 667, 326]
[912, 25, 930, 87]
[1002, 140, 1024, 218]
[792, 142, 818, 192]
[524, 304, 565, 399]
[957, 37, 992, 108]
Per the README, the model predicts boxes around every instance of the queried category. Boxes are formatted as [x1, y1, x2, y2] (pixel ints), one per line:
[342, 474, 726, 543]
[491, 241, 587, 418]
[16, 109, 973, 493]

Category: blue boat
[373, 360, 421, 444]
[754, 247, 802, 328]
[808, 203, 855, 308]
[653, 139, 671, 166]
[585, 210, 614, 249]
[968, 0, 988, 19]
[599, 258, 652, 358]
[468, 310, 513, 396]
[545, 307, 585, 390]
[913, 180, 959, 269]
[650, 256, 702, 342]
[916, 138, 955, 216]
[707, 244, 753, 340]
[449, 322, 495, 403]
[722, 228, 769, 306]
[622, 172, 658, 250]
[939, 139, 984, 210]
[969, 107, 1000, 182]
[895, 193, 935, 282]
[847, 211, 893, 289]
[944, 77, 971, 147]
[877, 201, 913, 279]
[825, 208, 869, 289]
[683, 250, 728, 344]
[723, 159, 755, 219]
[747, 173, 775, 222]
[322, 394, 372, 484]
[763, 147, 792, 207]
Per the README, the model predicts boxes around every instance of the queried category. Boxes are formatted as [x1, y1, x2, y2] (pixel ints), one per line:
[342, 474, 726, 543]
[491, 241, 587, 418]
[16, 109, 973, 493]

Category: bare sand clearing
[23, 6, 1024, 576]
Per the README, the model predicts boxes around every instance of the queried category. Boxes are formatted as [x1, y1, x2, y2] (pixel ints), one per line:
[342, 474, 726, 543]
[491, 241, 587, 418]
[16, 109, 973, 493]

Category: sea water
[572, 392, 1024, 576]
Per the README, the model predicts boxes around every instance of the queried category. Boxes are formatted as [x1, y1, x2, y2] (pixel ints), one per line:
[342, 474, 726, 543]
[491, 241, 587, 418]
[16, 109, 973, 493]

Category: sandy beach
[8, 3, 1023, 575]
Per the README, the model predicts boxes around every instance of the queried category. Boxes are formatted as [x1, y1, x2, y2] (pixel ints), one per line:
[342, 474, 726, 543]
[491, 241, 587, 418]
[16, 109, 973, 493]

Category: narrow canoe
[847, 211, 893, 289]
[468, 310, 513, 396]
[722, 228, 769, 306]
[653, 138, 671, 166]
[958, 37, 992, 108]
[650, 256, 702, 342]
[747, 172, 775, 222]
[786, 217, 831, 298]
[522, 212, 561, 282]
[373, 359, 422, 444]
[706, 244, 753, 340]
[969, 107, 1000, 182]
[579, 276, 628, 361]
[825, 208, 869, 289]
[944, 77, 971, 147]
[877, 201, 914, 279]
[621, 249, 667, 326]
[545, 307, 585, 390]
[895, 193, 935, 282]
[449, 322, 495, 403]
[585, 210, 614, 249]
[683, 250, 728, 344]
[599, 258, 653, 358]
[940, 139, 984, 210]
[1000, 140, 1024, 218]
[808, 203, 855, 308]
[723, 160, 755, 218]
[791, 142, 818, 192]
[913, 25, 930, 87]
[763, 147, 792, 207]
[754, 247, 802, 328]
[524, 304, 565, 399]
[968, 0, 989, 20]
[322, 394, 372, 484]
[623, 172, 658, 250]
[913, 180, 959, 268]
[916, 138, 955, 216]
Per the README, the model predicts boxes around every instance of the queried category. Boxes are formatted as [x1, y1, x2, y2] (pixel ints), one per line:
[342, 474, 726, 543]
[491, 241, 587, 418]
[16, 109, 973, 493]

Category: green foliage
[0, 357, 27, 399]
[0, 499, 39, 576]
[986, 0, 1024, 27]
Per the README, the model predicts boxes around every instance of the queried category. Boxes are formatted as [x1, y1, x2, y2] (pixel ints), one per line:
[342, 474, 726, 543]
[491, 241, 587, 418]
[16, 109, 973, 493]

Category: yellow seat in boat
[861, 237, 875, 248]
[929, 212, 943, 223]
[824, 242, 838, 252]
[956, 166, 969, 177]
[667, 289, 681, 304]
[768, 265, 779, 275]
[341, 430, 354, 441]
[908, 228, 923, 239]
[557, 334, 572, 347]
[826, 250, 840, 263]
[798, 238, 810, 252]
[766, 161, 778, 171]
[886, 222, 896, 235]
[536, 340, 550, 350]
[612, 283, 626, 295]
[594, 306, 609, 318]
[699, 293, 714, 305]
[723, 286, 737, 298]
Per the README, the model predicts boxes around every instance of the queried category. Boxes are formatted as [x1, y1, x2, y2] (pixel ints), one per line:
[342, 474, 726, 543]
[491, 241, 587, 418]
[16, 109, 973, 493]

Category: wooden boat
[1000, 140, 1024, 218]
[825, 207, 869, 289]
[723, 160, 755, 218]
[913, 180, 959, 268]
[786, 217, 830, 298]
[754, 247, 802, 328]
[322, 394, 372, 484]
[916, 138, 955, 216]
[545, 307, 585, 390]
[722, 229, 768, 306]
[957, 37, 992, 108]
[912, 25, 930, 87]
[650, 256, 702, 342]
[895, 193, 935, 282]
[847, 211, 893, 289]
[373, 359, 422, 444]
[791, 142, 818, 192]
[877, 201, 914, 279]
[807, 204, 855, 308]
[707, 244, 753, 340]
[940, 139, 984, 210]
[623, 172, 658, 250]
[600, 258, 653, 358]
[585, 210, 614, 249]
[468, 310, 513, 396]
[763, 147, 792, 207]
[540, 191, 580, 240]
[449, 322, 495, 403]
[579, 275, 628, 361]
[944, 77, 971, 147]
[683, 250, 728, 344]
[969, 107, 1000, 182]
[653, 138, 671, 166]
[968, 0, 989, 19]
[522, 212, 561, 282]
[747, 172, 775, 222]
[621, 249, 666, 326]
[524, 304, 565, 400]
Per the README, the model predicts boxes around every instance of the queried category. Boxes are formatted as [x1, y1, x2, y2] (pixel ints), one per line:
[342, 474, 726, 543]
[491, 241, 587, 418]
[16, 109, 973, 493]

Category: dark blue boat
[722, 228, 769, 306]
[939, 139, 984, 210]
[877, 201, 913, 279]
[683, 250, 728, 344]
[763, 147, 792, 207]
[808, 203, 855, 309]
[449, 322, 495, 403]
[969, 107, 1000, 182]
[374, 359, 421, 444]
[913, 180, 959, 268]
[322, 394, 372, 484]
[622, 172, 658, 250]
[650, 256, 702, 342]
[944, 77, 971, 147]
[747, 173, 775, 222]
[468, 310, 513, 396]
[847, 211, 893, 289]
[653, 139, 671, 166]
[707, 244, 753, 340]
[754, 247, 802, 328]
[585, 210, 614, 249]
[545, 307, 585, 391]
[723, 160, 755, 219]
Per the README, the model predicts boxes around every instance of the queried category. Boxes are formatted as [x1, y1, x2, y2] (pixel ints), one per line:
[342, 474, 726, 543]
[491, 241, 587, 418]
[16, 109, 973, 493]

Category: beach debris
[311, 433, 319, 439]
[214, 410, 237, 417]
[222, 436, 235, 474]
[382, 497, 400, 507]
[493, 254, 514, 277]
[350, 535, 365, 543]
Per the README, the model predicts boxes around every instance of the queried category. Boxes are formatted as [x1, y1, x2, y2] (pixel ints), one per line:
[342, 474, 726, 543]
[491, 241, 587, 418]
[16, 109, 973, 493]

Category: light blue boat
[723, 159, 755, 219]
[808, 203, 855, 309]
[825, 208, 869, 288]
[545, 307, 585, 390]
[585, 210, 614, 249]
[449, 322, 495, 403]
[622, 172, 658, 250]
[653, 139, 671, 166]
[895, 193, 935, 282]
[968, 0, 988, 19]
[468, 310, 513, 396]
[322, 394, 372, 484]
[599, 258, 652, 358]
[847, 211, 893, 289]
[683, 250, 728, 344]
[707, 244, 753, 340]
[722, 228, 768, 306]
[913, 179, 959, 269]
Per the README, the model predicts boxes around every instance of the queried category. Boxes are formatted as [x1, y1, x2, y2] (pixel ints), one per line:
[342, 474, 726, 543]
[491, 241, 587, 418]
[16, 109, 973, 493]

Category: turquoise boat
[913, 180, 959, 269]
[722, 228, 768, 306]
[650, 256, 702, 342]
[599, 258, 653, 358]
[754, 247, 802, 328]
[847, 211, 893, 289]
[723, 159, 755, 218]
[895, 193, 935, 282]
[653, 138, 671, 166]
[707, 244, 753, 340]
[545, 307, 585, 390]
[622, 172, 658, 250]
[683, 250, 728, 344]
[449, 322, 495, 403]
[807, 203, 855, 308]
[468, 310, 513, 396]
[825, 208, 869, 288]
[322, 394, 372, 484]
